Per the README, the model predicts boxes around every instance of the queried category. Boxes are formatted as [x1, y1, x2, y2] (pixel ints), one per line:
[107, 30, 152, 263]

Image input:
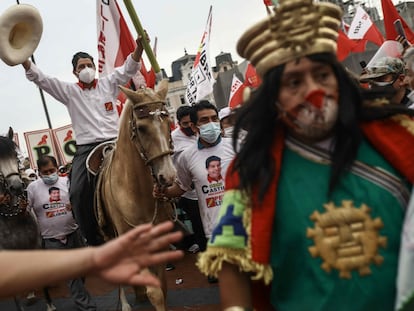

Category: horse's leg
[133, 285, 147, 303]
[43, 287, 56, 311]
[145, 267, 167, 311]
[119, 287, 132, 311]
[13, 297, 24, 311]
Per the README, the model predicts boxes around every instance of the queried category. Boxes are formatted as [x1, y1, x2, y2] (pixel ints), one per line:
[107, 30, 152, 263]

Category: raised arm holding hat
[197, 1, 414, 310]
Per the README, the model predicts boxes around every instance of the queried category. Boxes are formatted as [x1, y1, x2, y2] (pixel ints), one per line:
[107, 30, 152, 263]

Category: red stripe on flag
[381, 0, 414, 42]
[114, 1, 135, 67]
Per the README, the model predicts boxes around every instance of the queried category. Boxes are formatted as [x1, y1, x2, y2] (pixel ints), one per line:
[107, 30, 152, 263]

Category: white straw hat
[0, 4, 43, 66]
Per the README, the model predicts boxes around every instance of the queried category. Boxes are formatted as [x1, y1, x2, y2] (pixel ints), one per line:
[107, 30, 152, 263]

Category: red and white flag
[263, 0, 273, 6]
[381, 0, 414, 43]
[96, 0, 135, 76]
[244, 62, 261, 89]
[337, 29, 365, 61]
[347, 6, 384, 47]
[96, 0, 152, 115]
[228, 74, 244, 109]
[185, 6, 215, 105]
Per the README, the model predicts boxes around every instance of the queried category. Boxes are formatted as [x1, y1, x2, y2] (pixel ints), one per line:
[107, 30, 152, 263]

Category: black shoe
[207, 275, 218, 284]
[165, 263, 175, 271]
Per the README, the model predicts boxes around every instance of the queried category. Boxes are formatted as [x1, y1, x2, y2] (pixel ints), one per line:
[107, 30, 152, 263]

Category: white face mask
[78, 67, 96, 84]
[223, 126, 234, 138]
[198, 122, 221, 143]
[40, 172, 59, 185]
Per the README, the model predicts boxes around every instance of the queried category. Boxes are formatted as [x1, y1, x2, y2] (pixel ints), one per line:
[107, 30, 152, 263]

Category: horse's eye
[137, 125, 147, 134]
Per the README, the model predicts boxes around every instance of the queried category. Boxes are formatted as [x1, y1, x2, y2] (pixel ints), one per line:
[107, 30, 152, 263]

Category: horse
[0, 127, 57, 311]
[94, 79, 177, 311]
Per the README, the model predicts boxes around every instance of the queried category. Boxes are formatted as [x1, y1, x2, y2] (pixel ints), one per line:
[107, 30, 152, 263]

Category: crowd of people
[4, 0, 414, 310]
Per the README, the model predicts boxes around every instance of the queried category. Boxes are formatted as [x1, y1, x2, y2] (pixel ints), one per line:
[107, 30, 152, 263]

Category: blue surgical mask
[41, 172, 59, 185]
[198, 122, 221, 143]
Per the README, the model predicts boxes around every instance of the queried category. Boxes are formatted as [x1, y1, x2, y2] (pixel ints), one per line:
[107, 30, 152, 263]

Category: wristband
[223, 307, 254, 311]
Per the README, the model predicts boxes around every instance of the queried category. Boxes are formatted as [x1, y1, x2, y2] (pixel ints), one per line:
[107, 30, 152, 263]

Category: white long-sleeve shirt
[26, 55, 141, 145]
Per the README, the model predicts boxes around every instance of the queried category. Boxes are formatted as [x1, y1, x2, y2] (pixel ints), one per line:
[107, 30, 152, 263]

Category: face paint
[278, 89, 338, 141]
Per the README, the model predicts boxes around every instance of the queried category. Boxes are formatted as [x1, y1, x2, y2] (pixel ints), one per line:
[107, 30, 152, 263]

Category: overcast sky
[0, 0, 401, 154]
[0, 0, 267, 153]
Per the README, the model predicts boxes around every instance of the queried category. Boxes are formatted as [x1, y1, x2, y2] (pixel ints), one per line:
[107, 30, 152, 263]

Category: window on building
[180, 95, 186, 105]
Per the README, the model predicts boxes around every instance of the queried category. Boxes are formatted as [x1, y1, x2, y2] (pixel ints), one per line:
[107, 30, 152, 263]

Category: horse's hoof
[121, 304, 132, 311]
[46, 303, 57, 311]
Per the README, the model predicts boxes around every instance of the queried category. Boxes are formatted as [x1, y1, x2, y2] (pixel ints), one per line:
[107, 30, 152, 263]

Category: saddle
[86, 141, 115, 175]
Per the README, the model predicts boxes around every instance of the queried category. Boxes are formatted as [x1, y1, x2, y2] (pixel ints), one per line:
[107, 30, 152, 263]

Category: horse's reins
[129, 100, 174, 166]
[127, 99, 177, 225]
[0, 171, 25, 217]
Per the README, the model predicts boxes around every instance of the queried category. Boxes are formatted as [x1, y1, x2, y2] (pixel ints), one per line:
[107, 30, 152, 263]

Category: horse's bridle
[129, 100, 174, 167]
[0, 171, 25, 217]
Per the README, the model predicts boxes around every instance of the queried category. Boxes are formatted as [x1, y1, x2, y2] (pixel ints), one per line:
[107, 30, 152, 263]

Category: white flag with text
[185, 6, 215, 105]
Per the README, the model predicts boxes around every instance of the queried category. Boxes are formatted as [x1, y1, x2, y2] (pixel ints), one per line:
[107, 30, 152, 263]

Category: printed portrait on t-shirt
[49, 187, 61, 202]
[206, 155, 223, 183]
[204, 155, 225, 209]
[43, 186, 67, 218]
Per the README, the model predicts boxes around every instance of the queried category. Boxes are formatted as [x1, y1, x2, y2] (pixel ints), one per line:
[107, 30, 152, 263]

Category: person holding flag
[21, 35, 145, 246]
[197, 0, 414, 310]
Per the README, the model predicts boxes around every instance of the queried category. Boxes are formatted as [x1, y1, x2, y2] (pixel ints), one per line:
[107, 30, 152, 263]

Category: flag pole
[122, 0, 161, 73]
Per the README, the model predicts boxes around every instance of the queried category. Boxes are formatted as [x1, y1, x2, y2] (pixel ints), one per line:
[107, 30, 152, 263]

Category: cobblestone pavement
[0, 253, 220, 311]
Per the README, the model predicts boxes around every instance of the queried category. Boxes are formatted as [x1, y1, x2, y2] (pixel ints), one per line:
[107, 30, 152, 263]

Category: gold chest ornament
[307, 200, 387, 279]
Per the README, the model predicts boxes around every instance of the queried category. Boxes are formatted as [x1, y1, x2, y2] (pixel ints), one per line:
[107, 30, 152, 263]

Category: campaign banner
[52, 124, 77, 165]
[24, 129, 58, 169]
[185, 6, 214, 105]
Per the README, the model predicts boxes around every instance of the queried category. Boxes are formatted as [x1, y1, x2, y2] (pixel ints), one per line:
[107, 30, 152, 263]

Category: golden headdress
[237, 0, 342, 77]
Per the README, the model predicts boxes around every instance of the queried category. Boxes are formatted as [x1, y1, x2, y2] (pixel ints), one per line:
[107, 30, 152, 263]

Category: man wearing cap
[359, 56, 411, 106]
[21, 38, 145, 246]
[24, 168, 37, 182]
[197, 1, 414, 310]
[218, 107, 233, 138]
[402, 46, 414, 108]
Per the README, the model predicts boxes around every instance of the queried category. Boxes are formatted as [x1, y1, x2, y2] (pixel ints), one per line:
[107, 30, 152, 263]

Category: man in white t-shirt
[171, 106, 205, 252]
[27, 155, 96, 311]
[155, 101, 235, 242]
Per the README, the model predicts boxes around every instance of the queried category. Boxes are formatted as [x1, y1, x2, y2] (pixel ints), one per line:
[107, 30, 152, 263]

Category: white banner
[348, 6, 373, 40]
[186, 6, 215, 105]
[96, 0, 136, 76]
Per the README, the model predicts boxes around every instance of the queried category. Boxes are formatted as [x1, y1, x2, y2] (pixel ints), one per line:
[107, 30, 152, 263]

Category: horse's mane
[0, 136, 16, 159]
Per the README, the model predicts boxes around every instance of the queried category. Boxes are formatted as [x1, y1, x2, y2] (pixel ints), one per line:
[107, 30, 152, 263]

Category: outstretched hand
[90, 221, 183, 287]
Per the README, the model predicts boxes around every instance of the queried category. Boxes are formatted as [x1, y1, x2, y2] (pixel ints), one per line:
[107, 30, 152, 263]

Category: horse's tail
[94, 151, 117, 241]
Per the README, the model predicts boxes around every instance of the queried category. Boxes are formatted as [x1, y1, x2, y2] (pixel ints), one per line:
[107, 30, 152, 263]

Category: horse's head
[120, 80, 176, 187]
[0, 127, 26, 216]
